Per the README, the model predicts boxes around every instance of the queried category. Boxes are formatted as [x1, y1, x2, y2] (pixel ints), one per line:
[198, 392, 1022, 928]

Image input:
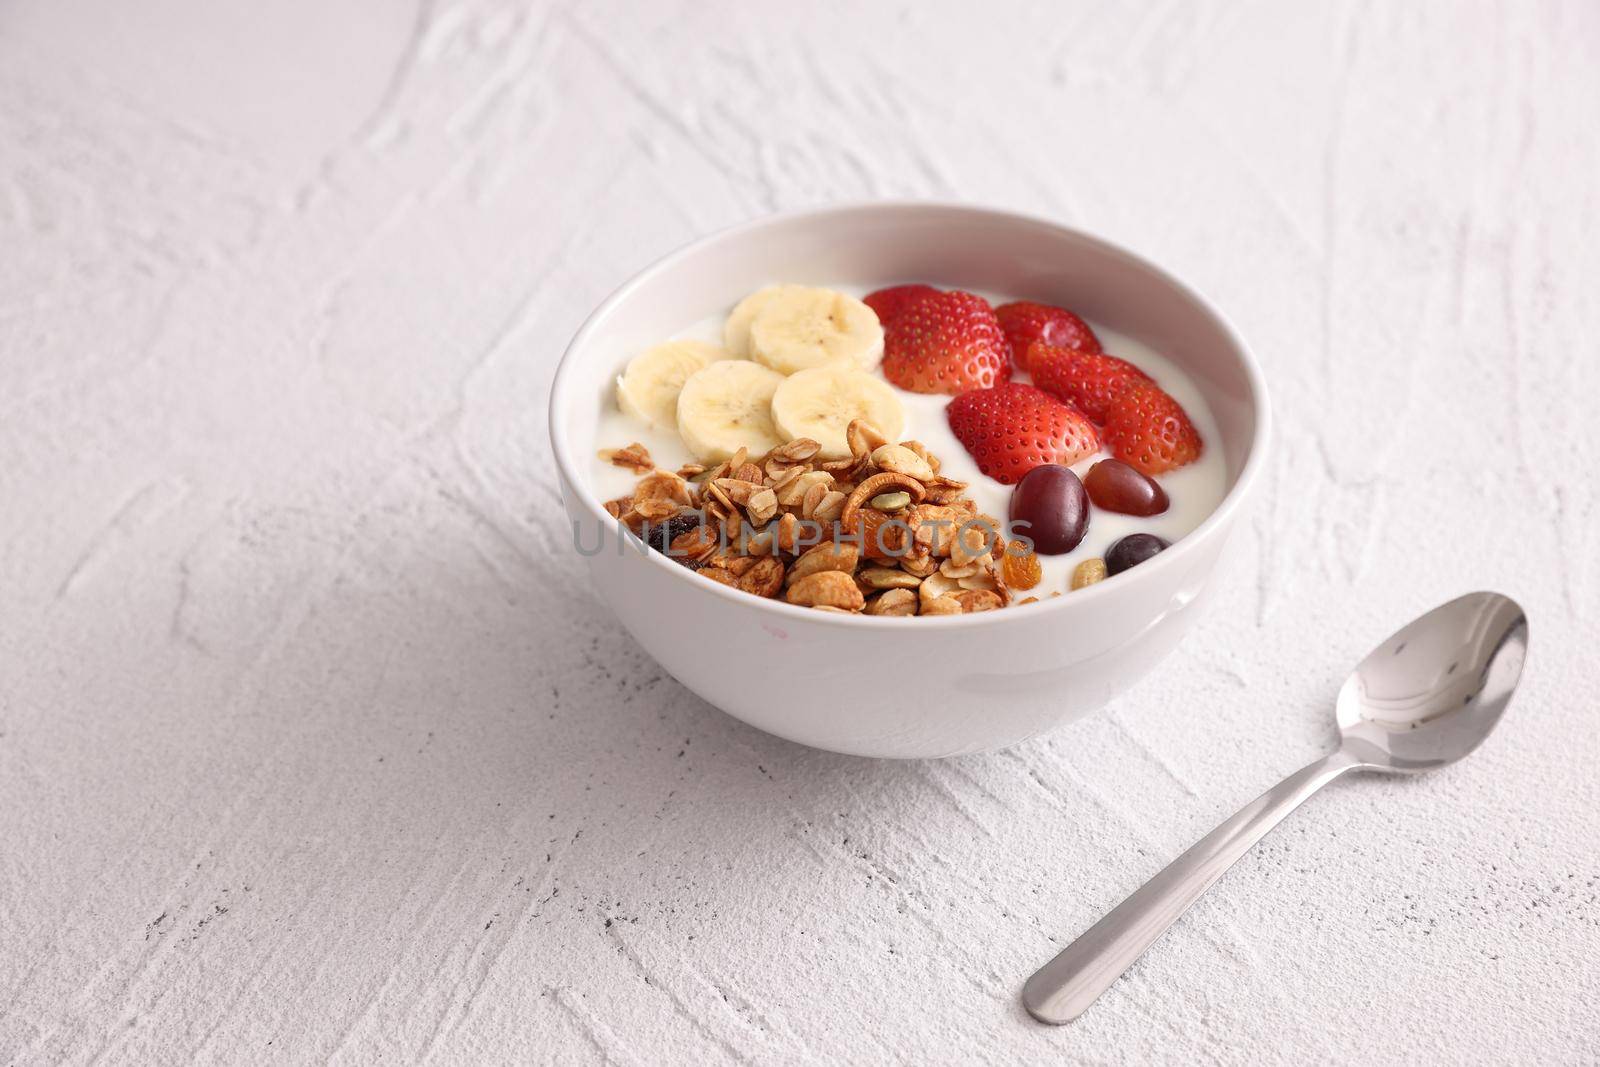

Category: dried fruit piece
[839, 507, 901, 561]
[669, 525, 718, 564]
[1001, 541, 1042, 590]
[643, 510, 702, 555]
[1071, 558, 1108, 590]
[786, 570, 866, 611]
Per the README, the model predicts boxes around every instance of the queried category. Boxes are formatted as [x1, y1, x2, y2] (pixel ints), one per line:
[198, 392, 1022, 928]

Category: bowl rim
[549, 200, 1272, 629]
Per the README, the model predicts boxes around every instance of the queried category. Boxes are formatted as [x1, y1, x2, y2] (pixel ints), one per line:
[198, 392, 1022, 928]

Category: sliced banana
[723, 284, 807, 358]
[770, 364, 906, 459]
[748, 287, 885, 375]
[676, 360, 787, 462]
[615, 339, 732, 429]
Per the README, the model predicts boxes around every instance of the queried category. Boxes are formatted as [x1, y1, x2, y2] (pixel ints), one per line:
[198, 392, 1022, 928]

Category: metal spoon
[1022, 591, 1529, 1025]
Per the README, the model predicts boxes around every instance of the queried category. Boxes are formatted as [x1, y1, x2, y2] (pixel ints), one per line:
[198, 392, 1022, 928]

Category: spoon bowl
[1335, 591, 1528, 773]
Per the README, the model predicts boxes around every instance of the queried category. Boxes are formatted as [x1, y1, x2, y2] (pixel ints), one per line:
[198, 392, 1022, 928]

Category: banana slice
[748, 287, 885, 375]
[770, 364, 906, 459]
[676, 360, 787, 462]
[616, 339, 732, 429]
[724, 284, 807, 358]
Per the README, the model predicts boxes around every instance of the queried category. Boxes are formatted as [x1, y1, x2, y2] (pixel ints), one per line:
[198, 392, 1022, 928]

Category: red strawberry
[1101, 382, 1203, 474]
[863, 284, 940, 326]
[1030, 343, 1152, 423]
[995, 301, 1101, 371]
[946, 383, 1100, 485]
[883, 290, 1010, 395]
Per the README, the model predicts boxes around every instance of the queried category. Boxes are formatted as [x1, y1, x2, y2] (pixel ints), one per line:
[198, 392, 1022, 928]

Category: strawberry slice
[863, 284, 940, 326]
[995, 301, 1101, 371]
[946, 383, 1099, 485]
[1101, 382, 1203, 474]
[1030, 343, 1151, 423]
[883, 291, 1010, 395]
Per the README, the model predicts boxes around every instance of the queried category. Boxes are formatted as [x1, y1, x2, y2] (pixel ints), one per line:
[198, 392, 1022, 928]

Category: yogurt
[590, 286, 1228, 597]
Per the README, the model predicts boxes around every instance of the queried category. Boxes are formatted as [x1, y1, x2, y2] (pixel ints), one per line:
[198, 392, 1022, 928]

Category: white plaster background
[2, 1, 1597, 1063]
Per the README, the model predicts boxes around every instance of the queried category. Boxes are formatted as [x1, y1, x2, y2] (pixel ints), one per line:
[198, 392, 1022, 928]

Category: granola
[603, 420, 1022, 616]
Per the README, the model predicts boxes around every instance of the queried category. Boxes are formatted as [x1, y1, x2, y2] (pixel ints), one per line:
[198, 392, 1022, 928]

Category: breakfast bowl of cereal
[549, 203, 1269, 758]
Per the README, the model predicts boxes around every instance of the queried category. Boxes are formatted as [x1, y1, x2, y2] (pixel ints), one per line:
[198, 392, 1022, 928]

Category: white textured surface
[3, 1, 1597, 1062]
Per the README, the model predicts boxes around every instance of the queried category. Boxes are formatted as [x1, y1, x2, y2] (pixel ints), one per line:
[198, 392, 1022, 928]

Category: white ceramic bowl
[550, 203, 1269, 759]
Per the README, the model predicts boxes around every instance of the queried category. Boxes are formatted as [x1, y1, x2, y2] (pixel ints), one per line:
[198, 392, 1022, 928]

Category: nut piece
[899, 548, 937, 578]
[842, 472, 926, 525]
[950, 519, 994, 567]
[736, 557, 785, 598]
[786, 570, 866, 611]
[669, 525, 718, 563]
[633, 498, 679, 522]
[769, 437, 821, 463]
[635, 471, 693, 507]
[869, 491, 911, 512]
[900, 440, 940, 474]
[600, 442, 654, 473]
[907, 503, 966, 556]
[918, 571, 960, 607]
[870, 443, 936, 481]
[746, 487, 778, 525]
[952, 589, 1003, 613]
[921, 595, 963, 616]
[811, 490, 847, 524]
[857, 566, 922, 591]
[780, 470, 833, 507]
[788, 541, 861, 585]
[846, 419, 889, 458]
[864, 588, 918, 616]
[1071, 558, 1108, 590]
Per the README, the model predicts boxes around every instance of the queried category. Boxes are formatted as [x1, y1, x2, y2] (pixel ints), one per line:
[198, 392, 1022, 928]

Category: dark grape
[1009, 464, 1089, 555]
[1104, 533, 1170, 575]
[1084, 459, 1169, 516]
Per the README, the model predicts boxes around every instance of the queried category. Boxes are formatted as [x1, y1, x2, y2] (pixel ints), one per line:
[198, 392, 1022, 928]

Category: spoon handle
[1022, 750, 1359, 1024]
